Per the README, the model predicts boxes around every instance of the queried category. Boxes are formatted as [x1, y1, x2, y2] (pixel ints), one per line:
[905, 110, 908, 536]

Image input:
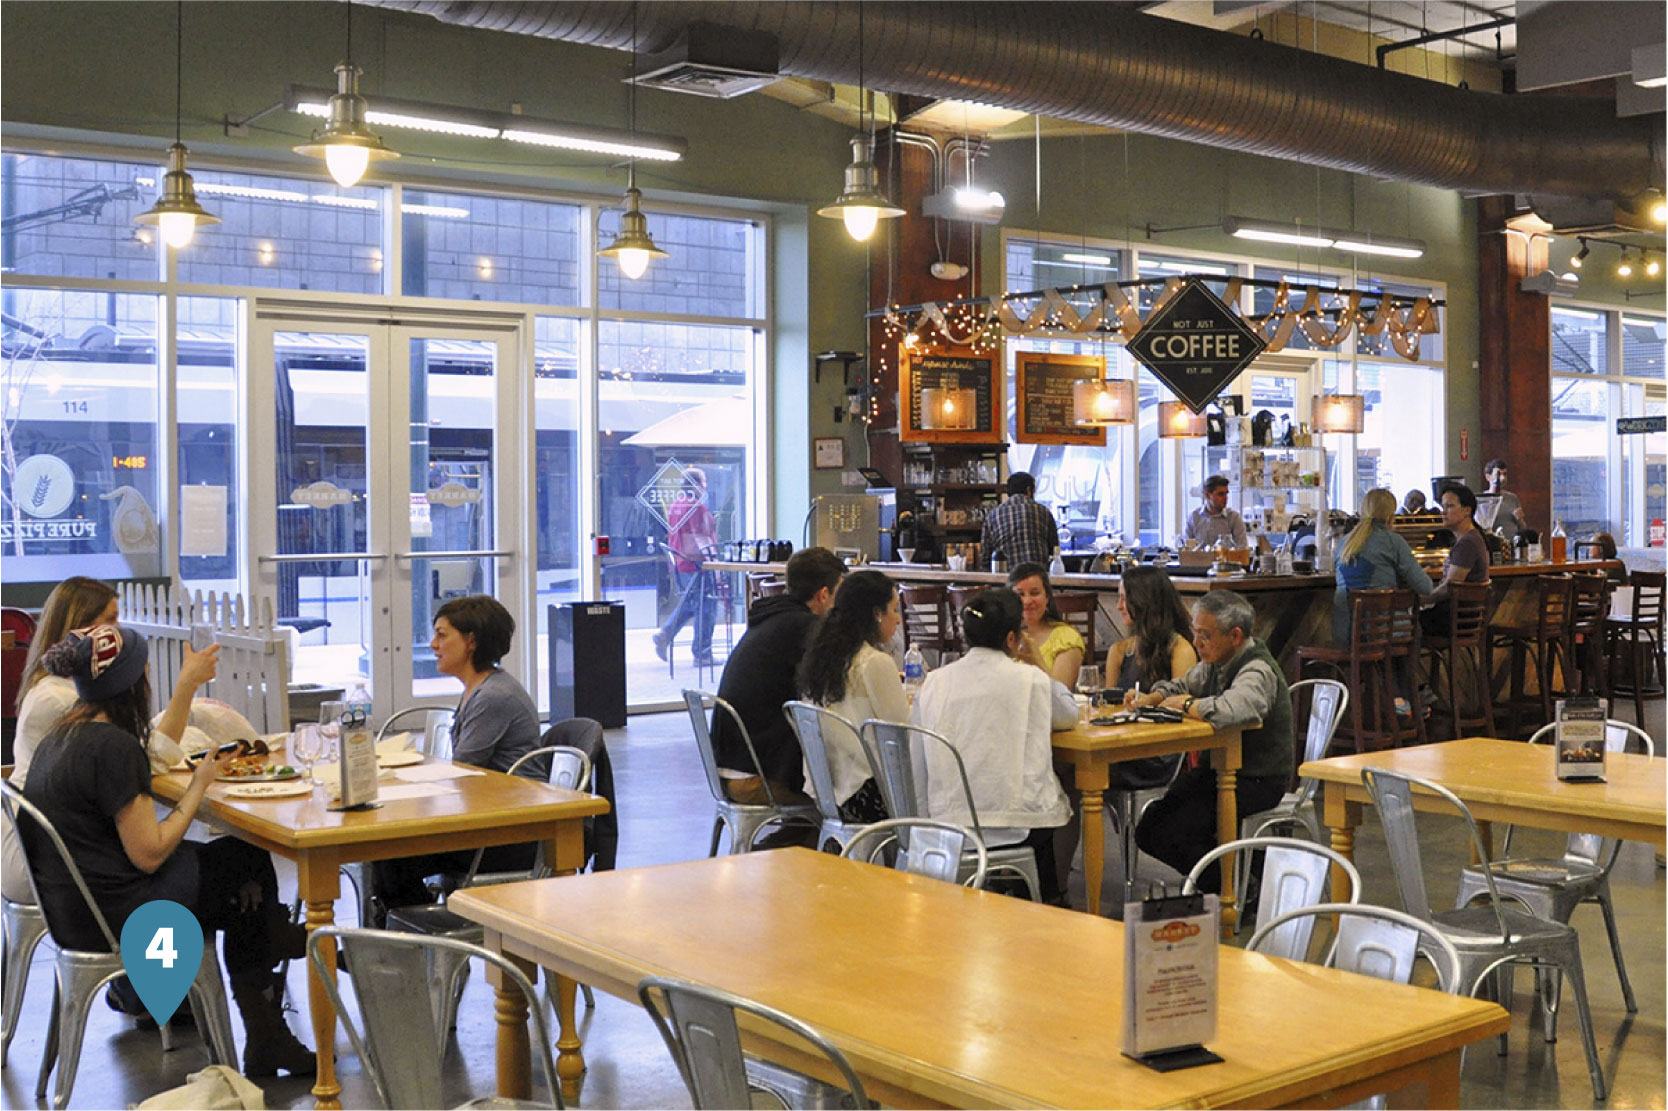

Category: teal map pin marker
[119, 900, 205, 1028]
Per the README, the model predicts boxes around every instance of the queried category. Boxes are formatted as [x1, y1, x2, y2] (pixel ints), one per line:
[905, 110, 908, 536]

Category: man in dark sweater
[711, 547, 846, 806]
[1129, 589, 1294, 891]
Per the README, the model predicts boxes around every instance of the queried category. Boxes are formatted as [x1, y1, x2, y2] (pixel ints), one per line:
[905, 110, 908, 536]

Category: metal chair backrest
[638, 975, 868, 1111]
[683, 690, 781, 809]
[857, 720, 986, 838]
[1289, 678, 1348, 802]
[459, 741, 592, 886]
[0, 780, 118, 952]
[841, 817, 989, 888]
[782, 702, 860, 824]
[1524, 719, 1653, 868]
[1445, 580, 1492, 645]
[1052, 593, 1099, 662]
[898, 584, 955, 655]
[1361, 767, 1512, 941]
[1349, 589, 1395, 653]
[1247, 903, 1465, 993]
[309, 926, 561, 1110]
[376, 706, 456, 759]
[1182, 836, 1361, 960]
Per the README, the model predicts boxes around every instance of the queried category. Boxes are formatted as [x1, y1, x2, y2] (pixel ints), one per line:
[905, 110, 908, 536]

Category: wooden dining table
[1299, 737, 1667, 899]
[453, 848, 1508, 1109]
[1052, 717, 1245, 922]
[153, 758, 609, 1109]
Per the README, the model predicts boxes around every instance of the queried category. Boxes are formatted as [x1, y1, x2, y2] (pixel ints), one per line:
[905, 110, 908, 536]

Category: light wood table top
[1300, 737, 1666, 849]
[454, 848, 1506, 1109]
[154, 760, 608, 1109]
[1052, 718, 1244, 921]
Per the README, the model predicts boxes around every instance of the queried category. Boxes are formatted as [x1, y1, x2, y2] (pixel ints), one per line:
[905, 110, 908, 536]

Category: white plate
[378, 751, 425, 769]
[217, 767, 301, 783]
[224, 780, 314, 800]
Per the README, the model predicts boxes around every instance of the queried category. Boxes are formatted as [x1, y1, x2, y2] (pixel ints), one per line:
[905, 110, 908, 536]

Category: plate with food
[224, 779, 314, 800]
[217, 759, 302, 782]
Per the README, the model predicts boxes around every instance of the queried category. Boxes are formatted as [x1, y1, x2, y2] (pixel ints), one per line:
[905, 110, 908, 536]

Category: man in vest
[1127, 589, 1293, 893]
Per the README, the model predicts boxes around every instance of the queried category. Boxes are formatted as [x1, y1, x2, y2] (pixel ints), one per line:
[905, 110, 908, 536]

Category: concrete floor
[2, 702, 1662, 1110]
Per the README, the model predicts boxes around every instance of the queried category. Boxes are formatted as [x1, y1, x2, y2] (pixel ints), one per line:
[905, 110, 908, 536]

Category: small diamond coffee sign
[1125, 278, 1266, 413]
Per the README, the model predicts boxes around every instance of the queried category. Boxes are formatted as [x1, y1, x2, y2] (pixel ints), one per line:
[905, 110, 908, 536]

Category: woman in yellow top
[1007, 563, 1084, 686]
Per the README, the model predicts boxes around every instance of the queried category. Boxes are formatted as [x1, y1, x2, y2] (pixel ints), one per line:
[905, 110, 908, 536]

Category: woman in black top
[20, 625, 313, 1076]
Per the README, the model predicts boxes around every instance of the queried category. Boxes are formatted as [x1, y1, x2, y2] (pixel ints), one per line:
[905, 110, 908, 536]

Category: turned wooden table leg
[548, 822, 589, 1102]
[485, 939, 535, 1102]
[1076, 759, 1111, 916]
[299, 855, 343, 1110]
[1211, 733, 1242, 937]
[1322, 783, 1362, 909]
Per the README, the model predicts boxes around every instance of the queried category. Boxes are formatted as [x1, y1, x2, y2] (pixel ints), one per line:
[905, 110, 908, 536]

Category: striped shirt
[980, 494, 1058, 567]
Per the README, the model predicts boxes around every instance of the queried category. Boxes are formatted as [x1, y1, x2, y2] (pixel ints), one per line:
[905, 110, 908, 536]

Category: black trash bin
[548, 602, 627, 728]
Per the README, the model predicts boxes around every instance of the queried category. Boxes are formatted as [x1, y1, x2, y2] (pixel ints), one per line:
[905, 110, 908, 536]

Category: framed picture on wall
[813, 437, 846, 469]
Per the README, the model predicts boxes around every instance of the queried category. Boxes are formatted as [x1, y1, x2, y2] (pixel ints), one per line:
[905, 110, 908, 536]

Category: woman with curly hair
[795, 570, 909, 823]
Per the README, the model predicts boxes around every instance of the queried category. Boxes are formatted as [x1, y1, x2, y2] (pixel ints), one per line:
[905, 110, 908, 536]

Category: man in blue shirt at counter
[1184, 474, 1248, 549]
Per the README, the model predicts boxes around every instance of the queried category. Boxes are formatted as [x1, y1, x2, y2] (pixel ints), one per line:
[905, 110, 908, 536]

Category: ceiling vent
[629, 23, 778, 99]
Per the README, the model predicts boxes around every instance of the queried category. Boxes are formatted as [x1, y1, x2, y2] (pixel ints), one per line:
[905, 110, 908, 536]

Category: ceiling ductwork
[359, 1, 1662, 204]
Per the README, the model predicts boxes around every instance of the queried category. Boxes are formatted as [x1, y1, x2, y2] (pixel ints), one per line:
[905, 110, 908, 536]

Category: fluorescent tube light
[1060, 252, 1114, 266]
[1330, 235, 1425, 259]
[500, 128, 684, 162]
[1224, 217, 1334, 249]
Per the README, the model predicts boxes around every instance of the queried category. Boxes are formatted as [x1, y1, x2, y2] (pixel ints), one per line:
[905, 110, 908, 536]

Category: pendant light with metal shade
[817, 4, 904, 242]
[134, 2, 219, 250]
[292, 8, 397, 187]
[597, 3, 668, 280]
[1072, 377, 1135, 426]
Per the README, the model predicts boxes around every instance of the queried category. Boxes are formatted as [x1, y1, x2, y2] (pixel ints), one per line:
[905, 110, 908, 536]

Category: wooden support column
[866, 131, 987, 487]
[1476, 195, 1552, 528]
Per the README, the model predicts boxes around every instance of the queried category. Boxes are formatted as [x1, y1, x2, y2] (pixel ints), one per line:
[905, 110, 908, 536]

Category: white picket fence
[117, 584, 292, 733]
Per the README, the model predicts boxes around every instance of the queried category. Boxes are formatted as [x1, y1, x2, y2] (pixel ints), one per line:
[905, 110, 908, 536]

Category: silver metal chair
[841, 817, 989, 889]
[1182, 836, 1361, 961]
[386, 742, 595, 1050]
[0, 781, 237, 1110]
[1248, 903, 1465, 994]
[1232, 678, 1349, 917]
[2, 796, 50, 1067]
[683, 690, 819, 855]
[857, 720, 1043, 900]
[308, 926, 562, 1109]
[1362, 767, 1607, 1101]
[1106, 756, 1185, 905]
[1454, 719, 1653, 1028]
[638, 975, 869, 1111]
[782, 702, 876, 853]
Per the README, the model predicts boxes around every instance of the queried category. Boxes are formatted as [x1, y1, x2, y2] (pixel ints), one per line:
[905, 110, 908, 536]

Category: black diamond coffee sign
[1125, 277, 1267, 413]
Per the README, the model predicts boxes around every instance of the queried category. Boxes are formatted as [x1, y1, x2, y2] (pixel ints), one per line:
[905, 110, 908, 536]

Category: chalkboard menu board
[901, 347, 1002, 443]
[1016, 352, 1106, 446]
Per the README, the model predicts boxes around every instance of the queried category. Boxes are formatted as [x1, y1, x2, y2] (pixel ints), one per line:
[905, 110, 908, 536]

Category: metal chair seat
[1, 892, 49, 1066]
[684, 691, 820, 855]
[1, 782, 237, 1110]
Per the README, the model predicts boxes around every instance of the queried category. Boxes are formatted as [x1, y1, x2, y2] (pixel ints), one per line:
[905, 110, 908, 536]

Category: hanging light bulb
[294, 62, 399, 187]
[920, 386, 976, 430]
[819, 134, 906, 242]
[134, 6, 217, 250]
[1071, 377, 1135, 426]
[1647, 255, 1663, 279]
[1157, 401, 1208, 439]
[595, 4, 667, 280]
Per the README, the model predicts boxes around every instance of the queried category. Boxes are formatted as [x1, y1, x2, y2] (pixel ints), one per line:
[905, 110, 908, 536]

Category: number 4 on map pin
[119, 900, 205, 1028]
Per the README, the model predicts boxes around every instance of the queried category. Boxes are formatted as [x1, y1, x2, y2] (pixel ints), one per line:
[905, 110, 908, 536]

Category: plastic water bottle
[346, 680, 373, 728]
[1049, 548, 1066, 576]
[903, 644, 926, 700]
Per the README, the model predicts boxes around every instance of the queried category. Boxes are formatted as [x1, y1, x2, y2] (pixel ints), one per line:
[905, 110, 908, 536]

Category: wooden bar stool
[1421, 581, 1494, 740]
[1569, 572, 1613, 698]
[1053, 592, 1103, 667]
[1298, 589, 1396, 753]
[1490, 574, 1575, 738]
[1385, 589, 1427, 748]
[1607, 569, 1665, 725]
[898, 584, 958, 667]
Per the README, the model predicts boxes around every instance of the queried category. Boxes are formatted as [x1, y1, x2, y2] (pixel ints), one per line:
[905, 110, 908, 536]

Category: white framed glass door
[248, 309, 523, 720]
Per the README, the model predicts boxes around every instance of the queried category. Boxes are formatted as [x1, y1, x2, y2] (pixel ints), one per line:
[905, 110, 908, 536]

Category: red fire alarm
[594, 536, 611, 556]
[1460, 429, 1469, 461]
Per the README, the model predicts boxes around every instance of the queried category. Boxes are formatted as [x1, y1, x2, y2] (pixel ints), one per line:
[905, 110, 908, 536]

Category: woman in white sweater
[913, 587, 1075, 902]
[795, 570, 910, 823]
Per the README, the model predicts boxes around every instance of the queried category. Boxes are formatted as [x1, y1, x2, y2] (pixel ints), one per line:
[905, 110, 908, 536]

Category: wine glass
[292, 723, 323, 784]
[1076, 665, 1102, 711]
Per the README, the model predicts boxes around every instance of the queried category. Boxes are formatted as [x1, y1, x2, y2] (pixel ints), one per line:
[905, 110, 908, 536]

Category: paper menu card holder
[1122, 891, 1223, 1070]
[331, 710, 382, 810]
[1555, 697, 1608, 782]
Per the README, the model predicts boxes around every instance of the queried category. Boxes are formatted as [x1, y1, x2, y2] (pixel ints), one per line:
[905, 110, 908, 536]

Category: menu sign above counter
[1016, 352, 1106, 446]
[1125, 277, 1266, 413]
[901, 348, 1002, 443]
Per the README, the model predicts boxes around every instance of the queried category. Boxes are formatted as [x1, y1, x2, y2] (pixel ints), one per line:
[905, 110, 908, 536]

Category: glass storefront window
[1354, 360, 1444, 505]
[403, 189, 581, 306]
[177, 170, 383, 293]
[1, 289, 162, 582]
[533, 315, 583, 713]
[177, 296, 240, 593]
[1, 153, 159, 281]
[1552, 307, 1608, 376]
[1551, 375, 1611, 536]
[599, 211, 759, 318]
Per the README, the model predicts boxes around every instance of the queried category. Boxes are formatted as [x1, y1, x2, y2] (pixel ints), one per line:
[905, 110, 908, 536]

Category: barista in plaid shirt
[979, 472, 1059, 568]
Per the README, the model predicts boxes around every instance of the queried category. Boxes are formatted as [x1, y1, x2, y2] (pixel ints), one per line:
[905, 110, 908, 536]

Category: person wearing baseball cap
[19, 625, 315, 1076]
